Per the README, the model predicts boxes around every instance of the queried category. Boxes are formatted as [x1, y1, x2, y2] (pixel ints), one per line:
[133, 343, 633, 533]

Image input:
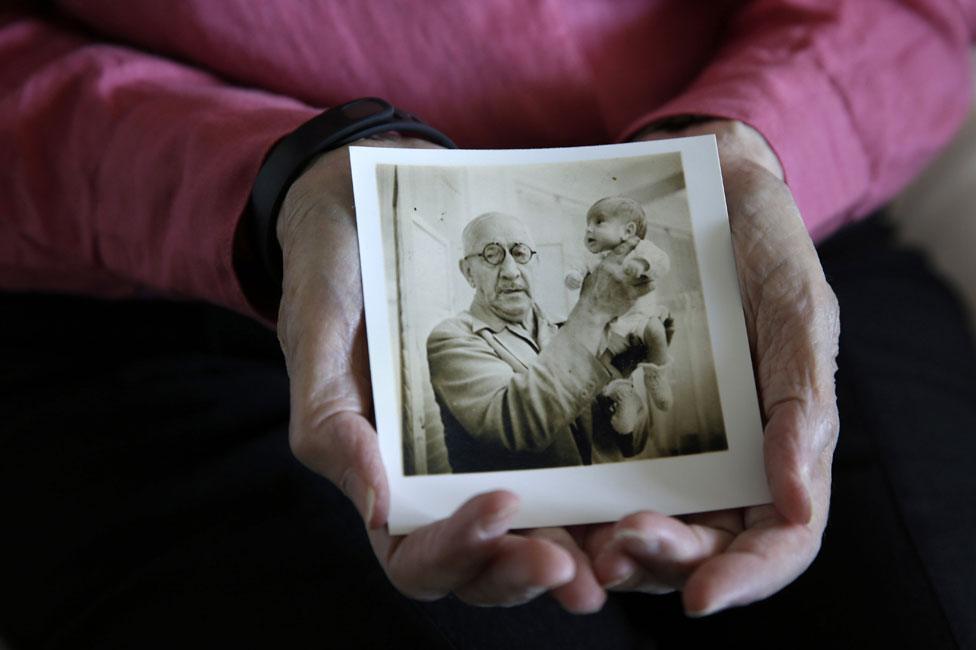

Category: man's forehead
[467, 214, 534, 248]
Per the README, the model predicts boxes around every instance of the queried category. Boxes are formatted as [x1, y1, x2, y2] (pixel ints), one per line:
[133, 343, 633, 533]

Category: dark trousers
[1, 215, 973, 649]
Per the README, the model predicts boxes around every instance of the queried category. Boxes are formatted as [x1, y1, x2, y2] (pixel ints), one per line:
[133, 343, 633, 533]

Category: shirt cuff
[197, 102, 319, 324]
[615, 57, 870, 242]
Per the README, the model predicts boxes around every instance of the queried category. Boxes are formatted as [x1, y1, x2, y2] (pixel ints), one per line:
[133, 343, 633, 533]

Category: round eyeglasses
[464, 242, 537, 266]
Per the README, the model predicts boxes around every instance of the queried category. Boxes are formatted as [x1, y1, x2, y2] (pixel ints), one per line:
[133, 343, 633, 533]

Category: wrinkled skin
[277, 121, 840, 616]
[278, 137, 630, 612]
[586, 121, 841, 614]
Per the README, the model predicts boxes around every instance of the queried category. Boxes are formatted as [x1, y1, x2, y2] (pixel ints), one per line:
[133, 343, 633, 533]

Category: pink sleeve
[0, 13, 318, 319]
[619, 0, 976, 241]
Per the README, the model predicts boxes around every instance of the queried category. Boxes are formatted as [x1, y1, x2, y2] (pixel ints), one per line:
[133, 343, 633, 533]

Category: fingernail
[614, 529, 662, 556]
[801, 468, 815, 514]
[519, 585, 549, 603]
[597, 549, 639, 589]
[685, 602, 721, 618]
[477, 502, 519, 540]
[364, 486, 376, 528]
[790, 468, 814, 524]
[341, 471, 374, 526]
[601, 570, 636, 590]
[685, 592, 732, 618]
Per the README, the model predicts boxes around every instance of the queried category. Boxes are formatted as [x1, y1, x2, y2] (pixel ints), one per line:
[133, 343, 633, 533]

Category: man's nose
[498, 252, 520, 279]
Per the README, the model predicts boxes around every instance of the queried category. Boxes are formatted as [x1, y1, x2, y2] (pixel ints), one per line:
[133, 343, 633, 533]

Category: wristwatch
[249, 97, 456, 287]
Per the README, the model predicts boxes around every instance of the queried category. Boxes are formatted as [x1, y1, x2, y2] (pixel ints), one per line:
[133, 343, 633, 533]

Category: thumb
[283, 303, 386, 528]
[290, 408, 389, 530]
[762, 400, 812, 525]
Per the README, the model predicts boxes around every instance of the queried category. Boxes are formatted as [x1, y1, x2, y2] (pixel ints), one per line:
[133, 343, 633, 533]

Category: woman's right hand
[275, 137, 608, 613]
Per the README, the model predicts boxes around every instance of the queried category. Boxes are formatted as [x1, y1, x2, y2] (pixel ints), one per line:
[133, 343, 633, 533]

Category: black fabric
[0, 299, 642, 649]
[0, 215, 973, 649]
[643, 217, 974, 649]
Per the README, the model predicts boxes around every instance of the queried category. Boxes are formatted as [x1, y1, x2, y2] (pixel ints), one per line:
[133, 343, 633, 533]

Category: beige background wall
[889, 52, 976, 332]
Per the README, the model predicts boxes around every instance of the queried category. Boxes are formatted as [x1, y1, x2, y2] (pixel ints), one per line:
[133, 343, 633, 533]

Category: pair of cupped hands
[275, 120, 840, 616]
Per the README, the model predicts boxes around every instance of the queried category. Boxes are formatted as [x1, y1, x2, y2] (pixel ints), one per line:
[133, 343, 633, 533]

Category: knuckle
[288, 406, 374, 482]
[818, 405, 841, 456]
[336, 464, 359, 500]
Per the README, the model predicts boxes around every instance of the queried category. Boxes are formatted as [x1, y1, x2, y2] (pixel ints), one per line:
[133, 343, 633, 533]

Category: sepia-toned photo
[378, 152, 727, 477]
[352, 139, 768, 534]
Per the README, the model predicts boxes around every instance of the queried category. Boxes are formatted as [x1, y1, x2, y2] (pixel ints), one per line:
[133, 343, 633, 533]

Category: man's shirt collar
[468, 300, 552, 351]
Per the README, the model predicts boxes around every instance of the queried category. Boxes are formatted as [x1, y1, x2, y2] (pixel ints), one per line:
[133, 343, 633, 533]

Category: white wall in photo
[383, 156, 724, 475]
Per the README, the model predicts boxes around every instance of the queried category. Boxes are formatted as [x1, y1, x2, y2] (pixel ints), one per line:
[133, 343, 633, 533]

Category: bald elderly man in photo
[427, 212, 664, 473]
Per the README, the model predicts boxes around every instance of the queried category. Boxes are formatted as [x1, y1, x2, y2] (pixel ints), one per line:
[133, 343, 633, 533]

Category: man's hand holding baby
[575, 237, 651, 321]
[611, 235, 649, 283]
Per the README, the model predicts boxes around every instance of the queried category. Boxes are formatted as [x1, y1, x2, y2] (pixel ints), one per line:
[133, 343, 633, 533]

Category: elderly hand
[276, 136, 606, 613]
[564, 237, 653, 357]
[586, 120, 840, 615]
[581, 236, 653, 320]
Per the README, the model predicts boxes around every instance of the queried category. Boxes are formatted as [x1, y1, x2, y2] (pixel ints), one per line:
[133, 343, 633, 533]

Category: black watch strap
[249, 97, 456, 287]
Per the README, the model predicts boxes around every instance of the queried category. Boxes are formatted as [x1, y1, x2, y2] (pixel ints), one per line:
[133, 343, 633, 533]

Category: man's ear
[625, 222, 637, 238]
[459, 259, 476, 288]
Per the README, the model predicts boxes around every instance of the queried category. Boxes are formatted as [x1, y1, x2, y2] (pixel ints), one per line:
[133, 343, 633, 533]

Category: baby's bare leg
[640, 316, 673, 411]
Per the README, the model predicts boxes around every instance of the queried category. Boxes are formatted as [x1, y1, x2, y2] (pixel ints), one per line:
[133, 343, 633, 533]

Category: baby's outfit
[565, 238, 674, 426]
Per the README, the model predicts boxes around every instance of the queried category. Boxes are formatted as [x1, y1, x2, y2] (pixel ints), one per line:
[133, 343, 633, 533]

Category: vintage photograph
[377, 152, 726, 476]
[352, 139, 768, 534]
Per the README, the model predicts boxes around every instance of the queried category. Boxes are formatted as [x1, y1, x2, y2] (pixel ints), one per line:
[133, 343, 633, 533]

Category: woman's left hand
[585, 120, 840, 616]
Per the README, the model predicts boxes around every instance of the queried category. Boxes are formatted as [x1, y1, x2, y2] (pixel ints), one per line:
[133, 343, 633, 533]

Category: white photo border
[350, 137, 770, 535]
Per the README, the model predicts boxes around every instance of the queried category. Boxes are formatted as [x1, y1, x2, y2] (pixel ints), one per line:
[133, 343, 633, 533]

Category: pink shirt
[2, 1, 974, 319]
